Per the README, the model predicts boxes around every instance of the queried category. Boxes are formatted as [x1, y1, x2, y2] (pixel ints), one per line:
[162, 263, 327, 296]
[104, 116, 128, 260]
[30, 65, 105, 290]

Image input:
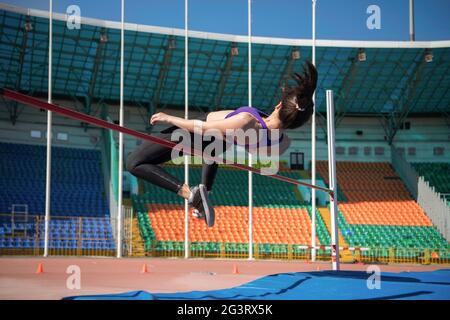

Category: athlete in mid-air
[126, 61, 318, 228]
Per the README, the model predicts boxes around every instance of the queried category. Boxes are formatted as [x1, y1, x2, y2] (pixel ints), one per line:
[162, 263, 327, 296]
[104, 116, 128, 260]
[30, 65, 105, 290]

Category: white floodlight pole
[184, 0, 190, 259]
[247, 0, 254, 260]
[326, 90, 340, 271]
[43, 0, 53, 258]
[310, 0, 317, 262]
[117, 0, 125, 258]
[409, 0, 415, 41]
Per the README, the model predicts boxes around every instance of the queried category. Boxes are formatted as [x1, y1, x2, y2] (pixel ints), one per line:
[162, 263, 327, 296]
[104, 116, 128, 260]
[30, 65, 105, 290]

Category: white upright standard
[326, 90, 340, 271]
[117, 0, 125, 258]
[184, 0, 190, 259]
[247, 0, 254, 260]
[43, 0, 53, 257]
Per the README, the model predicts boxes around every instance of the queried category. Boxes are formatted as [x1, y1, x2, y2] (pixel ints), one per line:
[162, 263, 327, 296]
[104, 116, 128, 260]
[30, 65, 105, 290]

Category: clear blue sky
[3, 0, 450, 40]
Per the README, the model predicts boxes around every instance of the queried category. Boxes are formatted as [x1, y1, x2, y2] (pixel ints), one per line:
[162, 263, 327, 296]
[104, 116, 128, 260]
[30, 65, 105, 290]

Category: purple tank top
[224, 106, 282, 148]
[225, 106, 269, 129]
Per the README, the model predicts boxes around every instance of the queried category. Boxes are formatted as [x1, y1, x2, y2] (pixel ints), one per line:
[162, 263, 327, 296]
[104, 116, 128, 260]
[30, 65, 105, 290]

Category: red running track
[0, 257, 443, 300]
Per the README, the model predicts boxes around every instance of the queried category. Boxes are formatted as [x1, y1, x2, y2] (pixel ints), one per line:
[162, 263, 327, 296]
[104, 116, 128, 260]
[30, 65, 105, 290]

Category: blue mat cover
[64, 269, 450, 300]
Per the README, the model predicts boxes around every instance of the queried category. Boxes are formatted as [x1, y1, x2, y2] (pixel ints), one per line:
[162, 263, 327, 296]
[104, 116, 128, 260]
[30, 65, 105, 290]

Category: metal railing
[2, 211, 448, 265]
[135, 239, 450, 265]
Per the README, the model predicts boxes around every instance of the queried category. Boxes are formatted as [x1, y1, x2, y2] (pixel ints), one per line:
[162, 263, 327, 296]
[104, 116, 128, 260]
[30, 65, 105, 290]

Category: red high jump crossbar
[1, 88, 333, 195]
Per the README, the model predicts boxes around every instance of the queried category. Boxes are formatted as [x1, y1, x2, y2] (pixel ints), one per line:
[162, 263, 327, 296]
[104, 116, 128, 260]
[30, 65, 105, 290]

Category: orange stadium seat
[147, 204, 320, 245]
[316, 161, 432, 226]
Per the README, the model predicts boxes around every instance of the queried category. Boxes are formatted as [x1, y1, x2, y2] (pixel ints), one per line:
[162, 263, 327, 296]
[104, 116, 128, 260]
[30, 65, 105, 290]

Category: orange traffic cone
[232, 265, 240, 274]
[141, 263, 148, 273]
[36, 263, 44, 274]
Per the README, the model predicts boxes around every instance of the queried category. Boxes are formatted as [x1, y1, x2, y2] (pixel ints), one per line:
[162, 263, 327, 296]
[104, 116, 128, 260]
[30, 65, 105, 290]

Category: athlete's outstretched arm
[150, 112, 254, 134]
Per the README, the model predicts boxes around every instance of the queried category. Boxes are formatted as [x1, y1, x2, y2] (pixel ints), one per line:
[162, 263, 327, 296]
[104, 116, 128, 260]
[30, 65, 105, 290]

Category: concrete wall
[287, 116, 450, 168]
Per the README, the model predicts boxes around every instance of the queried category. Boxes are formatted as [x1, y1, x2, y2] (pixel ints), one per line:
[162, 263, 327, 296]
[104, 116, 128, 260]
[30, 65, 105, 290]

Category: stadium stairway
[298, 170, 311, 179]
[292, 184, 306, 204]
[412, 163, 450, 205]
[122, 197, 146, 256]
[131, 216, 146, 256]
[317, 207, 354, 262]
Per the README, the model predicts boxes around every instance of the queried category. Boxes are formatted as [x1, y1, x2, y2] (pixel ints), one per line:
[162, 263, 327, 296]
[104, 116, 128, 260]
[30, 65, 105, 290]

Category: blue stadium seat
[0, 143, 114, 251]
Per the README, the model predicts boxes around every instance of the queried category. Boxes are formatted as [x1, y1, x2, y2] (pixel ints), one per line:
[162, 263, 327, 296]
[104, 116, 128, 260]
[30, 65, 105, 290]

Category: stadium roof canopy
[0, 3, 449, 131]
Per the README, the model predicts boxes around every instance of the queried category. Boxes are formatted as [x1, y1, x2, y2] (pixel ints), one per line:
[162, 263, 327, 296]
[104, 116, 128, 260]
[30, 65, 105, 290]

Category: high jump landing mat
[64, 269, 450, 300]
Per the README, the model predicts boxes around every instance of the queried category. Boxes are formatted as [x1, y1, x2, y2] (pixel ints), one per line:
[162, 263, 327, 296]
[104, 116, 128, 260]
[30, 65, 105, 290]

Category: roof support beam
[83, 29, 107, 130]
[334, 56, 360, 127]
[134, 100, 154, 133]
[315, 51, 361, 128]
[443, 111, 450, 130]
[383, 50, 427, 145]
[151, 36, 175, 108]
[270, 47, 299, 107]
[213, 43, 237, 110]
[147, 36, 175, 130]
[8, 16, 31, 125]
[315, 111, 329, 141]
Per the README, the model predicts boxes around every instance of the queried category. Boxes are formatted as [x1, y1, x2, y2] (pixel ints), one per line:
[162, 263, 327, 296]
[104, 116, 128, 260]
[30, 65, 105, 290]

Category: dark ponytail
[279, 60, 318, 129]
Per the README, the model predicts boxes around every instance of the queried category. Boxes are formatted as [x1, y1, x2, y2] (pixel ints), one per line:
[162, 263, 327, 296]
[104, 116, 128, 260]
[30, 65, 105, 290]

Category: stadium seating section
[2, 141, 445, 257]
[0, 142, 114, 251]
[0, 216, 115, 250]
[316, 161, 448, 250]
[0, 142, 108, 216]
[133, 162, 448, 257]
[132, 165, 330, 254]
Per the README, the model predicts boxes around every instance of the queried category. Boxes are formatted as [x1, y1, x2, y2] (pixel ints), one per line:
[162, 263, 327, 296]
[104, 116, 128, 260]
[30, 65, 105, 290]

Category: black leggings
[126, 126, 225, 194]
